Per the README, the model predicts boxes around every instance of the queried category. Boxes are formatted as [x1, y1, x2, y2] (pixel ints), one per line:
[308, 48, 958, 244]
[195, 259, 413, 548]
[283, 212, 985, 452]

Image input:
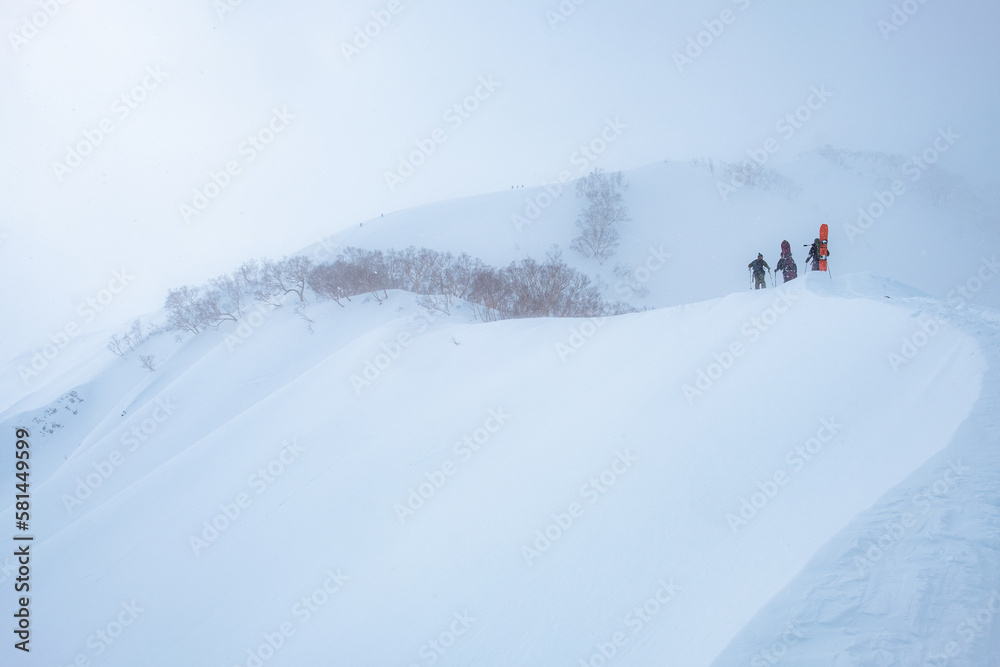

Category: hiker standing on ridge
[748, 253, 770, 290]
[805, 237, 828, 271]
[775, 240, 797, 283]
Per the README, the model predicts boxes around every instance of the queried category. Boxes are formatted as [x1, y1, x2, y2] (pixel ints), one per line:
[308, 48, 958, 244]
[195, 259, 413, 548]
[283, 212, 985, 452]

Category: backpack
[778, 241, 797, 280]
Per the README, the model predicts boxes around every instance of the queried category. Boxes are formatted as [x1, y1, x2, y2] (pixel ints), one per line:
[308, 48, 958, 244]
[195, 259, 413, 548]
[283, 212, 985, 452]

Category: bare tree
[239, 259, 283, 307]
[165, 286, 205, 334]
[444, 253, 480, 302]
[107, 334, 129, 357]
[395, 246, 445, 293]
[571, 168, 629, 264]
[128, 319, 146, 345]
[506, 249, 604, 318]
[266, 256, 313, 303]
[199, 288, 240, 327]
[469, 265, 512, 322]
[612, 263, 650, 298]
[416, 294, 450, 316]
[210, 274, 247, 319]
[343, 247, 388, 302]
[308, 262, 348, 306]
[139, 355, 157, 372]
[382, 249, 406, 290]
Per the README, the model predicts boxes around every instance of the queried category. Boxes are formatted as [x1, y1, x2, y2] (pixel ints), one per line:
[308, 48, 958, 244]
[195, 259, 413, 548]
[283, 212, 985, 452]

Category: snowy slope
[0, 270, 995, 665]
[711, 301, 1000, 667]
[0, 152, 997, 666]
[3, 0, 999, 662]
[3, 152, 995, 411]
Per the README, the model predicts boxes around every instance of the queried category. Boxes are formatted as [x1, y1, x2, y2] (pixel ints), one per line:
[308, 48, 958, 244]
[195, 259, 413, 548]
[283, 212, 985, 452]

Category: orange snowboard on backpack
[818, 224, 829, 271]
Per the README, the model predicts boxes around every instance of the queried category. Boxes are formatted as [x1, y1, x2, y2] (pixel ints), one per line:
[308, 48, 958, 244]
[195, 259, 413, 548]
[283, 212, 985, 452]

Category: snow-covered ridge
[0, 146, 997, 666]
[1, 270, 994, 665]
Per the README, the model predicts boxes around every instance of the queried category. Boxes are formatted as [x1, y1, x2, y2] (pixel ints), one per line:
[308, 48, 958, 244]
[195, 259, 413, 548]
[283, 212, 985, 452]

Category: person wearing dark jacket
[806, 238, 829, 271]
[748, 253, 770, 289]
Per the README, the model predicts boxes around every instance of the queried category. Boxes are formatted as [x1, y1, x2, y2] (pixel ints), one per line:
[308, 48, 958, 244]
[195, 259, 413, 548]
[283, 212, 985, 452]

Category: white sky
[1, 0, 998, 365]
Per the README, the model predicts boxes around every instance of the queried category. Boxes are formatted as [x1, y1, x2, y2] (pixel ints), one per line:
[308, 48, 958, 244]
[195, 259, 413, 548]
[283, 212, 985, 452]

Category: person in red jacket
[776, 240, 797, 282]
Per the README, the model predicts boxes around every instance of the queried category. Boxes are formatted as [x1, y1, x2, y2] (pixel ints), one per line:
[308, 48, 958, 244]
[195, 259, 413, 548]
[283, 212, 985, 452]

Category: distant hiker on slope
[748, 253, 770, 290]
[805, 237, 828, 271]
[775, 240, 797, 283]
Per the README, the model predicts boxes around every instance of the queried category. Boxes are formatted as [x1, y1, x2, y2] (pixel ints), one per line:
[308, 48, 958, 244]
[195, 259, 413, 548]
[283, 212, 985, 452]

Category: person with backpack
[775, 240, 797, 283]
[747, 253, 770, 290]
[805, 237, 829, 271]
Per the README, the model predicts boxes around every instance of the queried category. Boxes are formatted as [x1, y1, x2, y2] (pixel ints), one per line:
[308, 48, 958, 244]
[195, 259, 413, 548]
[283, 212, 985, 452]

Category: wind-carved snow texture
[711, 301, 1000, 666]
[0, 159, 997, 665]
[0, 276, 994, 665]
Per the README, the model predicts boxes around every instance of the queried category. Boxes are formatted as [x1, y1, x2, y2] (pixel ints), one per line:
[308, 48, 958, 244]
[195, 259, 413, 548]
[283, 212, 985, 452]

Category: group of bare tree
[158, 245, 633, 337]
[693, 157, 801, 200]
[164, 257, 311, 334]
[106, 319, 159, 371]
[308, 246, 633, 322]
[107, 319, 150, 356]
